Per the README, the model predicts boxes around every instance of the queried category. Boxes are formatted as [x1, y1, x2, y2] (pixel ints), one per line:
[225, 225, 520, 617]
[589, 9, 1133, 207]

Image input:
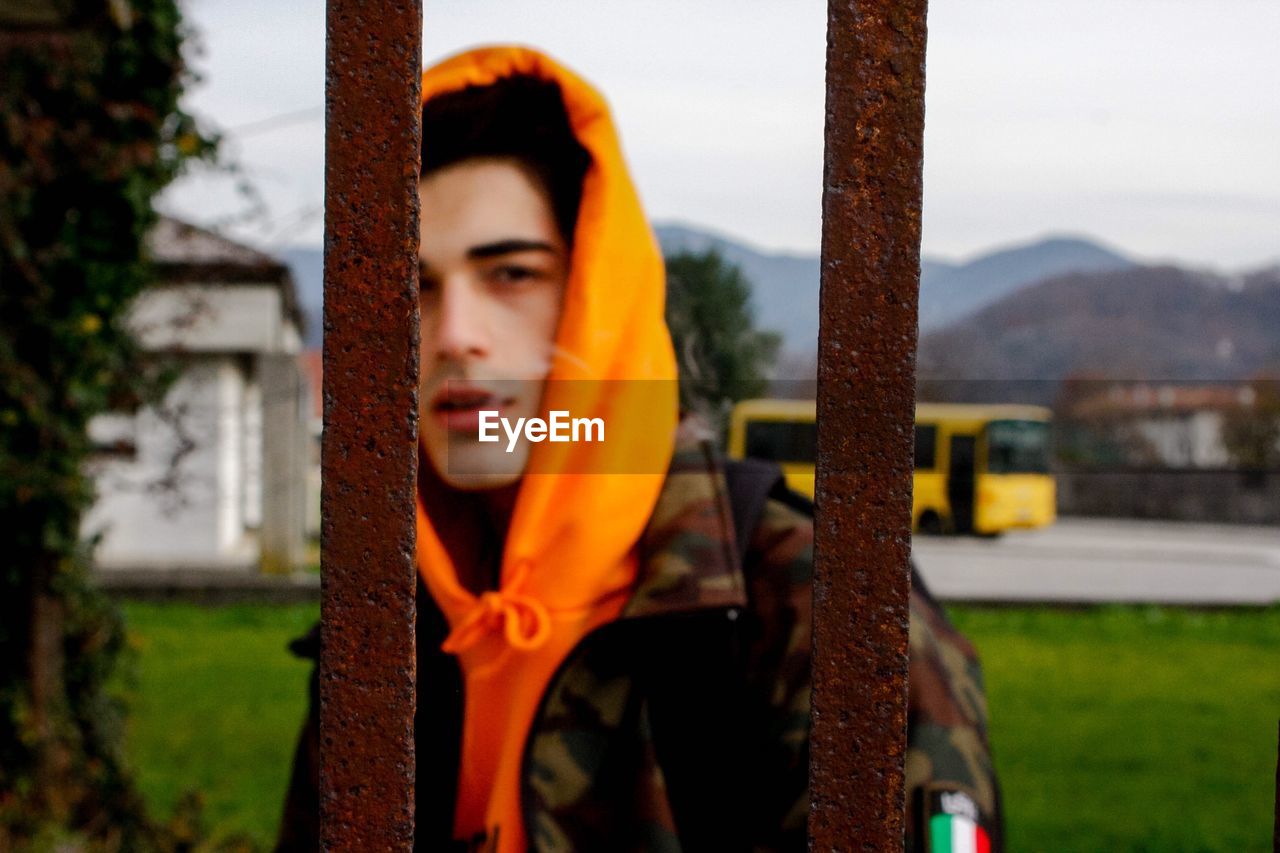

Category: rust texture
[321, 0, 421, 849]
[811, 0, 928, 848]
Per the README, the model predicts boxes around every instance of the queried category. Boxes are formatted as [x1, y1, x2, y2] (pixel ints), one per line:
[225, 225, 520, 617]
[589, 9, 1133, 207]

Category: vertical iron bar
[812, 0, 928, 848]
[322, 1, 421, 849]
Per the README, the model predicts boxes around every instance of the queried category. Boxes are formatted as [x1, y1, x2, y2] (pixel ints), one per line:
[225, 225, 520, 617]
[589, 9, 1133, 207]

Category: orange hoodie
[414, 46, 678, 850]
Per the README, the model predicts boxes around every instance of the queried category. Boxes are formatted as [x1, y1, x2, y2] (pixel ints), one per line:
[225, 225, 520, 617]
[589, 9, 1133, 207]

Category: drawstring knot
[442, 562, 552, 654]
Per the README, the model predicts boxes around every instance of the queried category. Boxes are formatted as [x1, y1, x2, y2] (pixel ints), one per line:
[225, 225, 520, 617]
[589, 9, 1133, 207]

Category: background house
[83, 218, 311, 574]
[1061, 382, 1257, 469]
[298, 348, 323, 540]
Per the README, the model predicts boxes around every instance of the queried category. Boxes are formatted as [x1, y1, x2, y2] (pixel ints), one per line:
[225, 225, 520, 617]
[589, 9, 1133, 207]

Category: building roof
[729, 399, 1052, 423]
[146, 217, 306, 336]
[1069, 383, 1255, 418]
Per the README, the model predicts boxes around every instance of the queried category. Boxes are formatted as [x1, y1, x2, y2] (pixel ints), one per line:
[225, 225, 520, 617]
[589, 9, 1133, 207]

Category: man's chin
[438, 470, 523, 492]
[425, 441, 529, 492]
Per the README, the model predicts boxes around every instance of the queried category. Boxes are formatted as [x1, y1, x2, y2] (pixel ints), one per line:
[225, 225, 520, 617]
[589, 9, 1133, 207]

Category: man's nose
[431, 278, 491, 361]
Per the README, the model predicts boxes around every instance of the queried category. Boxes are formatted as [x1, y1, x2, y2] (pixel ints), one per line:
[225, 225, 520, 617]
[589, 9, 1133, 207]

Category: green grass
[116, 601, 318, 849]
[114, 601, 1280, 850]
[949, 605, 1280, 853]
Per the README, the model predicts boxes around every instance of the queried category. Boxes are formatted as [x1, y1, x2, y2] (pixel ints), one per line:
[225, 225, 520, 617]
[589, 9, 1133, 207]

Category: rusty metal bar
[811, 0, 928, 848]
[321, 1, 422, 849]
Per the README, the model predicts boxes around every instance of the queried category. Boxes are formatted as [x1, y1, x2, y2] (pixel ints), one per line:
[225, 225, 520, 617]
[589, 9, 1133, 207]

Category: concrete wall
[85, 357, 259, 570]
[128, 284, 300, 353]
[1133, 411, 1232, 468]
[85, 353, 311, 573]
[1056, 468, 1280, 524]
[259, 353, 309, 574]
[86, 276, 310, 573]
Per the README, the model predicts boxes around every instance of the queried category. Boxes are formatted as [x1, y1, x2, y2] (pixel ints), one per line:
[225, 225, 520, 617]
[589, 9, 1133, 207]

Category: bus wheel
[918, 512, 943, 536]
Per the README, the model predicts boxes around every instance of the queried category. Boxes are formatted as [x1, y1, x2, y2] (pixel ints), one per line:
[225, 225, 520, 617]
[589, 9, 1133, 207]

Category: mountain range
[655, 223, 1135, 349]
[281, 246, 323, 346]
[281, 224, 1279, 389]
[281, 224, 1138, 350]
[917, 265, 1280, 388]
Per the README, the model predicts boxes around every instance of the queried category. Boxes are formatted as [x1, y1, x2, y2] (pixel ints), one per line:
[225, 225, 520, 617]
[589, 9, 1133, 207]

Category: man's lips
[429, 383, 515, 433]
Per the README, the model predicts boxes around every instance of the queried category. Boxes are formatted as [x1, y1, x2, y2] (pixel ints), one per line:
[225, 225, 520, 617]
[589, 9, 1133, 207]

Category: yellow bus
[726, 399, 1056, 535]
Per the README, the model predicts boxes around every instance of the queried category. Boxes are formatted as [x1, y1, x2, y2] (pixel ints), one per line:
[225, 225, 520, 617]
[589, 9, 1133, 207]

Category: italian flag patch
[927, 790, 991, 853]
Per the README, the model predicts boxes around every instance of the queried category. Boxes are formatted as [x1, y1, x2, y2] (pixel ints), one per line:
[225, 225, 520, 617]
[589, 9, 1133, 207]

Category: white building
[1069, 382, 1258, 469]
[83, 218, 311, 574]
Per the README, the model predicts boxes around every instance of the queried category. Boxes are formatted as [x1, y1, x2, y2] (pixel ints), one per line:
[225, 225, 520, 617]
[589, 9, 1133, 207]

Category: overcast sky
[159, 0, 1280, 269]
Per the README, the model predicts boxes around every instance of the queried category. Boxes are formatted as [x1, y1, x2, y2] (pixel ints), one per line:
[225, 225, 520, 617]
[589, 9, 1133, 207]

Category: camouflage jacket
[276, 439, 1002, 851]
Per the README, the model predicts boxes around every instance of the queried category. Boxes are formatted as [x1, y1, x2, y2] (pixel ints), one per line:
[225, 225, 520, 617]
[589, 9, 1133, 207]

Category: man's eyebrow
[466, 239, 558, 260]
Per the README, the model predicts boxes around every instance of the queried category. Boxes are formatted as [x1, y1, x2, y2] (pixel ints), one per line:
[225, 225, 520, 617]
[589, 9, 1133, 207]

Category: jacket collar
[622, 420, 748, 619]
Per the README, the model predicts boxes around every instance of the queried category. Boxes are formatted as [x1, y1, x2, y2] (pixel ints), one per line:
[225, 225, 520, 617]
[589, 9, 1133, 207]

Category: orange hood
[414, 46, 678, 849]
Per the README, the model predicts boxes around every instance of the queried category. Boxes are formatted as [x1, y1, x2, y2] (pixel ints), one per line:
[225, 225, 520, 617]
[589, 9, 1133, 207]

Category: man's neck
[451, 482, 518, 594]
[481, 482, 519, 534]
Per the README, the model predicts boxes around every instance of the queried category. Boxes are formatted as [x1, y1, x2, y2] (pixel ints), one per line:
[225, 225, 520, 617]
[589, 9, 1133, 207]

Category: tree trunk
[28, 559, 72, 822]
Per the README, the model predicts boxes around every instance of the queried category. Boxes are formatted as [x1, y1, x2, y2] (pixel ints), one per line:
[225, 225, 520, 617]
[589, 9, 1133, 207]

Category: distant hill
[655, 223, 1134, 354]
[282, 225, 1139, 355]
[918, 265, 1280, 396]
[918, 236, 1132, 331]
[281, 247, 323, 348]
[654, 223, 821, 356]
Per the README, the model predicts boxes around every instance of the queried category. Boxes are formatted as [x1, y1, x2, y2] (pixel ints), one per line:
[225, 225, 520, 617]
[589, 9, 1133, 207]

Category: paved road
[912, 517, 1280, 605]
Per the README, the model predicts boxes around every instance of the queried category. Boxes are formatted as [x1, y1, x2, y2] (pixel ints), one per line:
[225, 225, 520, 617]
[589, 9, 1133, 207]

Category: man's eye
[490, 265, 539, 285]
[419, 274, 440, 294]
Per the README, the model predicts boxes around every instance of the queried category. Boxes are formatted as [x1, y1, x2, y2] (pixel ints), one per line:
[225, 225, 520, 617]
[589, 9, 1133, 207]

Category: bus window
[986, 419, 1050, 474]
[731, 401, 1055, 533]
[914, 424, 937, 470]
[744, 420, 817, 465]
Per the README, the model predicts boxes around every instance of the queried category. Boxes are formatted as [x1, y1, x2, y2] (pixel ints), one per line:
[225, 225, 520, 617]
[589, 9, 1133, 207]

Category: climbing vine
[0, 1, 221, 847]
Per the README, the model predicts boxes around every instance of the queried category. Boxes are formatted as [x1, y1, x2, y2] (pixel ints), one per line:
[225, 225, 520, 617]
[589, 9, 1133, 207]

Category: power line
[227, 106, 324, 137]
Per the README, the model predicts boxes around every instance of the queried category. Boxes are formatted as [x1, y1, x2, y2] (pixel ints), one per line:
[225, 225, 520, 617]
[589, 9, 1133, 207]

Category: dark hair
[421, 76, 591, 245]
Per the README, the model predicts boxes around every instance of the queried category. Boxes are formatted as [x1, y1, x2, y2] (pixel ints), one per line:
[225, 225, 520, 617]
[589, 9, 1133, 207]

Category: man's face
[417, 158, 569, 490]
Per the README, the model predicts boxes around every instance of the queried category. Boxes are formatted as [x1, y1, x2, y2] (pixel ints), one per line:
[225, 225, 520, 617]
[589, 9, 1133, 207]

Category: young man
[278, 46, 1001, 852]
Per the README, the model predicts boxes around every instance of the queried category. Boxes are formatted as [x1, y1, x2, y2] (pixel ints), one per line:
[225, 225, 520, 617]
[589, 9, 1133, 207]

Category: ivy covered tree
[0, 2, 217, 846]
[664, 248, 782, 431]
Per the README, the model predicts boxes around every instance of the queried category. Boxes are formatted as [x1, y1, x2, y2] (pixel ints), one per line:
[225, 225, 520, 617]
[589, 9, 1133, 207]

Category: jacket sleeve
[904, 582, 1004, 852]
[742, 502, 1003, 853]
[740, 497, 814, 851]
[274, 623, 321, 852]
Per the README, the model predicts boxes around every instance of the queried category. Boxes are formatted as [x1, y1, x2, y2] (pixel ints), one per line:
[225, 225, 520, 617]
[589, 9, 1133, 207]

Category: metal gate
[321, 1, 927, 847]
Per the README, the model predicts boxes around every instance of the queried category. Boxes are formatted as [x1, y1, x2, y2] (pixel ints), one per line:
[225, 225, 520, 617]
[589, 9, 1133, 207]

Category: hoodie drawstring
[441, 561, 552, 654]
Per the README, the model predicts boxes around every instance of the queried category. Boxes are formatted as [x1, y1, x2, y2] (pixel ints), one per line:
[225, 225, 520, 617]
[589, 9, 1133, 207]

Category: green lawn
[116, 601, 1280, 850]
[117, 601, 318, 849]
[949, 605, 1280, 853]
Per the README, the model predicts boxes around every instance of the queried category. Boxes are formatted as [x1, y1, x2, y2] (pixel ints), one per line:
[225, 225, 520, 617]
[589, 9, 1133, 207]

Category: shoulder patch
[922, 787, 993, 853]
